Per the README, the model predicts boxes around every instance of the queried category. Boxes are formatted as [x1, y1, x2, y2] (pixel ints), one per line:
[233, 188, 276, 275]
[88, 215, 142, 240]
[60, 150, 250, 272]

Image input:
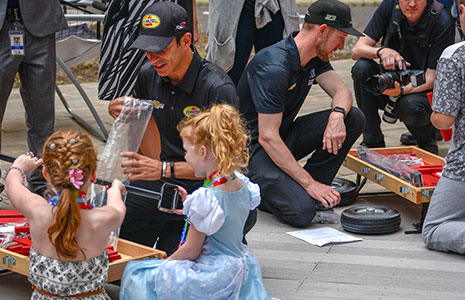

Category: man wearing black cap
[108, 1, 239, 254]
[237, 0, 366, 227]
[351, 0, 455, 154]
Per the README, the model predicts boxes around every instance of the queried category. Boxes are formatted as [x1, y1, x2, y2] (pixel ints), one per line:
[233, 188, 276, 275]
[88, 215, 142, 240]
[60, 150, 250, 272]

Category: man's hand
[109, 96, 141, 119]
[378, 47, 410, 71]
[305, 180, 340, 208]
[121, 152, 162, 181]
[322, 112, 346, 155]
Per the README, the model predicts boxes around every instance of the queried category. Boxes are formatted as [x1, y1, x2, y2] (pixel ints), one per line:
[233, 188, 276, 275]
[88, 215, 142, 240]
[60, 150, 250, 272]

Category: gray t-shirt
[432, 41, 465, 181]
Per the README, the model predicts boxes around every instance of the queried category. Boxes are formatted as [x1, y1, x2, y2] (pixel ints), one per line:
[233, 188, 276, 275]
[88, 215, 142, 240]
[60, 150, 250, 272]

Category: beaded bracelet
[6, 166, 26, 183]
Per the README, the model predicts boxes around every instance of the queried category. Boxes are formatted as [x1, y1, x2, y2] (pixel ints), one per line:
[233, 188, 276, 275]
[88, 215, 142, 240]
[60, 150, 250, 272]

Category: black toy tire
[331, 177, 358, 207]
[341, 205, 401, 234]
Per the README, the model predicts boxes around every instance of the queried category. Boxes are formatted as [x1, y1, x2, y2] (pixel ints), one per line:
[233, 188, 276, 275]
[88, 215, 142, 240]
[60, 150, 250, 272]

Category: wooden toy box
[0, 238, 166, 282]
[343, 146, 445, 204]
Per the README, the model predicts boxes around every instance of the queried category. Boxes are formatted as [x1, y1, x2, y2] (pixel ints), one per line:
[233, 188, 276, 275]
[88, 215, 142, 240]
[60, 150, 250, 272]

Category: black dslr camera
[366, 61, 426, 95]
[366, 61, 426, 124]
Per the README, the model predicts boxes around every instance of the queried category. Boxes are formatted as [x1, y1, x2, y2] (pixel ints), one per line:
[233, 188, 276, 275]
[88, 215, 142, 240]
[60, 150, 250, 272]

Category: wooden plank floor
[1, 59, 463, 299]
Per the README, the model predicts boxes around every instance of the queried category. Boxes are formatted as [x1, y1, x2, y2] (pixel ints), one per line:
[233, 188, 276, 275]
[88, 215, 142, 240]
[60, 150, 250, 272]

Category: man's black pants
[351, 58, 438, 154]
[248, 107, 365, 227]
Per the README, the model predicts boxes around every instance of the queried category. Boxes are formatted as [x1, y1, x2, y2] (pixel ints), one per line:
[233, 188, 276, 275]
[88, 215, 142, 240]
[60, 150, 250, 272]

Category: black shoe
[315, 202, 333, 211]
[360, 140, 385, 148]
[400, 132, 443, 145]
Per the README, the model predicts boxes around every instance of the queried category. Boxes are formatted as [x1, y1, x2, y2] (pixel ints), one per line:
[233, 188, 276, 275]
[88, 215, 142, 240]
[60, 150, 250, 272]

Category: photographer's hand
[378, 48, 410, 71]
[383, 81, 403, 97]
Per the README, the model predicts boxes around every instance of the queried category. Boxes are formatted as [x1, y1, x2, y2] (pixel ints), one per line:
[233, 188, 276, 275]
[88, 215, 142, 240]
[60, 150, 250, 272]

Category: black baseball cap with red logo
[305, 0, 363, 36]
[130, 1, 190, 53]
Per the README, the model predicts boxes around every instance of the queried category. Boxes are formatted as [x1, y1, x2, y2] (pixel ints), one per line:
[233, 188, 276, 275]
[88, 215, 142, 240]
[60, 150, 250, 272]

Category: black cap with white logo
[130, 1, 190, 53]
[305, 0, 363, 36]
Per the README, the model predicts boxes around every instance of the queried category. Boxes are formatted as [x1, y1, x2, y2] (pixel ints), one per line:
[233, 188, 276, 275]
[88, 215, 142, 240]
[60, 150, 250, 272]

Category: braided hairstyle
[42, 130, 97, 259]
[178, 104, 249, 177]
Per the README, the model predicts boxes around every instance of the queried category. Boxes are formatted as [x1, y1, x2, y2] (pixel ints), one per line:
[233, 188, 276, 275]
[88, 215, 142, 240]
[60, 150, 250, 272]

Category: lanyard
[202, 170, 235, 188]
[48, 190, 94, 210]
[179, 171, 235, 248]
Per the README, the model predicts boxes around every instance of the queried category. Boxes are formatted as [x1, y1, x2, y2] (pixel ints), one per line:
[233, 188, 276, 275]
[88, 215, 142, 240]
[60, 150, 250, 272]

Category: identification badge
[9, 30, 25, 56]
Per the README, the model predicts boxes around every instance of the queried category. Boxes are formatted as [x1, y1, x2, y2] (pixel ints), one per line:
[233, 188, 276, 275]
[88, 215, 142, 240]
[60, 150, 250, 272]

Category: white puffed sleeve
[182, 188, 225, 235]
[235, 172, 261, 210]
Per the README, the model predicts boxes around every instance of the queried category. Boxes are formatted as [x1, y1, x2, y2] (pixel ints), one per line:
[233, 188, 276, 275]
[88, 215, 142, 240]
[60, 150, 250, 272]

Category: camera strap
[383, 0, 444, 70]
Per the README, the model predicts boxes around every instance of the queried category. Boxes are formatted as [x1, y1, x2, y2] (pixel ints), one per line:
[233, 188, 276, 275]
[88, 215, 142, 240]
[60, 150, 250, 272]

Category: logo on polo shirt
[288, 83, 297, 90]
[183, 106, 201, 118]
[152, 100, 165, 109]
[308, 69, 316, 86]
[142, 14, 160, 28]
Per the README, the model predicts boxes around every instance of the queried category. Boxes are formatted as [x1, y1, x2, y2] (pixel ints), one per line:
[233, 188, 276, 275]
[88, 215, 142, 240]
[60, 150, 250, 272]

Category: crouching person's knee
[281, 202, 316, 228]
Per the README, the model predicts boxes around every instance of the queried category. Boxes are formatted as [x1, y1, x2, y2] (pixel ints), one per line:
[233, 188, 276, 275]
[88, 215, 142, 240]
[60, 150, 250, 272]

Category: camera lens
[382, 96, 398, 124]
[366, 72, 397, 95]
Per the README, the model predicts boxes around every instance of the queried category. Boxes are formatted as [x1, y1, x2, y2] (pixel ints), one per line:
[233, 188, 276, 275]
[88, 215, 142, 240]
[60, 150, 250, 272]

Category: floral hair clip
[69, 168, 84, 190]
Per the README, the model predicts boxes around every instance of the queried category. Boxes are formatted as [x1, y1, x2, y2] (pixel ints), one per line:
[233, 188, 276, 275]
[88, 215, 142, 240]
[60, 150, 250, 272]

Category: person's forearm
[259, 137, 314, 189]
[169, 245, 200, 261]
[404, 71, 435, 95]
[331, 90, 353, 114]
[352, 43, 379, 61]
[106, 189, 126, 223]
[162, 161, 202, 180]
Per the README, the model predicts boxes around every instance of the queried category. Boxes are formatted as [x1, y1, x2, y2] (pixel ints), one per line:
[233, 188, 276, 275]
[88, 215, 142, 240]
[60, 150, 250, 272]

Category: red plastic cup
[428, 92, 452, 142]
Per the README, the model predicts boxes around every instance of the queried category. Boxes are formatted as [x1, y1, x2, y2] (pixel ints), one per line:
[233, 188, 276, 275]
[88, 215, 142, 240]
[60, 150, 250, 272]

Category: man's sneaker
[400, 132, 443, 145]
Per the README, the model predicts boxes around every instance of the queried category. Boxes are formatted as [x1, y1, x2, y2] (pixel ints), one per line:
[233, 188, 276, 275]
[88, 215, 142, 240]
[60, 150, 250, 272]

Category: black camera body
[365, 61, 426, 124]
[366, 62, 426, 95]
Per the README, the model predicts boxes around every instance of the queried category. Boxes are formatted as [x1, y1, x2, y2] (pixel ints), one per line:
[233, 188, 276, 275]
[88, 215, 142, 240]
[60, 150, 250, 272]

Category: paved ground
[0, 2, 463, 298]
[0, 57, 459, 299]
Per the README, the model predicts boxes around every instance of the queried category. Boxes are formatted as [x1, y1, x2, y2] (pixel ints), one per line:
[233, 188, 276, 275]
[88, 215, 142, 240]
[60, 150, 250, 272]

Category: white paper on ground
[286, 227, 363, 247]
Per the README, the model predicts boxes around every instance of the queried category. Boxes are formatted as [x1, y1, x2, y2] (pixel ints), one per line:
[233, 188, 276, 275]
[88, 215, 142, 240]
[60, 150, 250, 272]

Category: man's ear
[318, 24, 328, 37]
[182, 32, 192, 48]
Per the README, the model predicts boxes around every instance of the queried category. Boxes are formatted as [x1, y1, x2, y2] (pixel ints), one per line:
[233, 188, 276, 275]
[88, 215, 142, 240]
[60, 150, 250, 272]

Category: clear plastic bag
[387, 154, 424, 166]
[357, 146, 423, 187]
[90, 97, 153, 249]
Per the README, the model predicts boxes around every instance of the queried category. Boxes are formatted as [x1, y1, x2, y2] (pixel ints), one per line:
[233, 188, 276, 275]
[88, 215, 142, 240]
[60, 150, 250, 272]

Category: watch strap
[331, 106, 346, 118]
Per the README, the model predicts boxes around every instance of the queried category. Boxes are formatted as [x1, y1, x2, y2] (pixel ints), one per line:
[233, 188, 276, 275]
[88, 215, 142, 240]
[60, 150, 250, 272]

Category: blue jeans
[228, 7, 285, 85]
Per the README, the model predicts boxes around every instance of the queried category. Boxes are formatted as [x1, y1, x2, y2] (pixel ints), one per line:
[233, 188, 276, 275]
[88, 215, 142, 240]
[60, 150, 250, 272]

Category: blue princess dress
[119, 173, 276, 300]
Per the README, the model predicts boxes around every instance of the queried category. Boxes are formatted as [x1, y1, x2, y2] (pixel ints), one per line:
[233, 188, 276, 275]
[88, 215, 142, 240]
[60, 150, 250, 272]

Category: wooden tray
[343, 146, 445, 204]
[0, 238, 167, 282]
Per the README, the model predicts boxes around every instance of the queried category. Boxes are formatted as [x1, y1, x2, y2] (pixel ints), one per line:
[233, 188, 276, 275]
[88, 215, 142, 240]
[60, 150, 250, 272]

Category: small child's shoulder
[183, 188, 225, 236]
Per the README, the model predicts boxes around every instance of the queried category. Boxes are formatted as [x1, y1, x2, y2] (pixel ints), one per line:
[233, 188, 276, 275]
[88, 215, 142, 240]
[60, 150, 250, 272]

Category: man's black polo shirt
[133, 51, 239, 162]
[364, 0, 455, 70]
[237, 32, 333, 153]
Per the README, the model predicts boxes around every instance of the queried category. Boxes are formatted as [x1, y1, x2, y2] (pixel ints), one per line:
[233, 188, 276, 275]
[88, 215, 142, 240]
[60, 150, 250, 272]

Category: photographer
[351, 0, 455, 154]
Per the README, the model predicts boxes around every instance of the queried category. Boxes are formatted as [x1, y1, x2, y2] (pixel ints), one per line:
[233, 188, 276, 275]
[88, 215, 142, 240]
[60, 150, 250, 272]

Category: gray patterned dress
[28, 247, 111, 300]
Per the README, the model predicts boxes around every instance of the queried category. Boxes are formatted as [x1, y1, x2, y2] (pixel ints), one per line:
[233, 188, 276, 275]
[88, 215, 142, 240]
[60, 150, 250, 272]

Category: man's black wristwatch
[331, 106, 346, 118]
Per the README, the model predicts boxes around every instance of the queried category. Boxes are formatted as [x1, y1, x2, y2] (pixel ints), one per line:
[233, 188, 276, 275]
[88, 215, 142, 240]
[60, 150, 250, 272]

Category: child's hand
[173, 186, 187, 215]
[178, 186, 188, 202]
[109, 179, 126, 195]
[12, 153, 43, 175]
